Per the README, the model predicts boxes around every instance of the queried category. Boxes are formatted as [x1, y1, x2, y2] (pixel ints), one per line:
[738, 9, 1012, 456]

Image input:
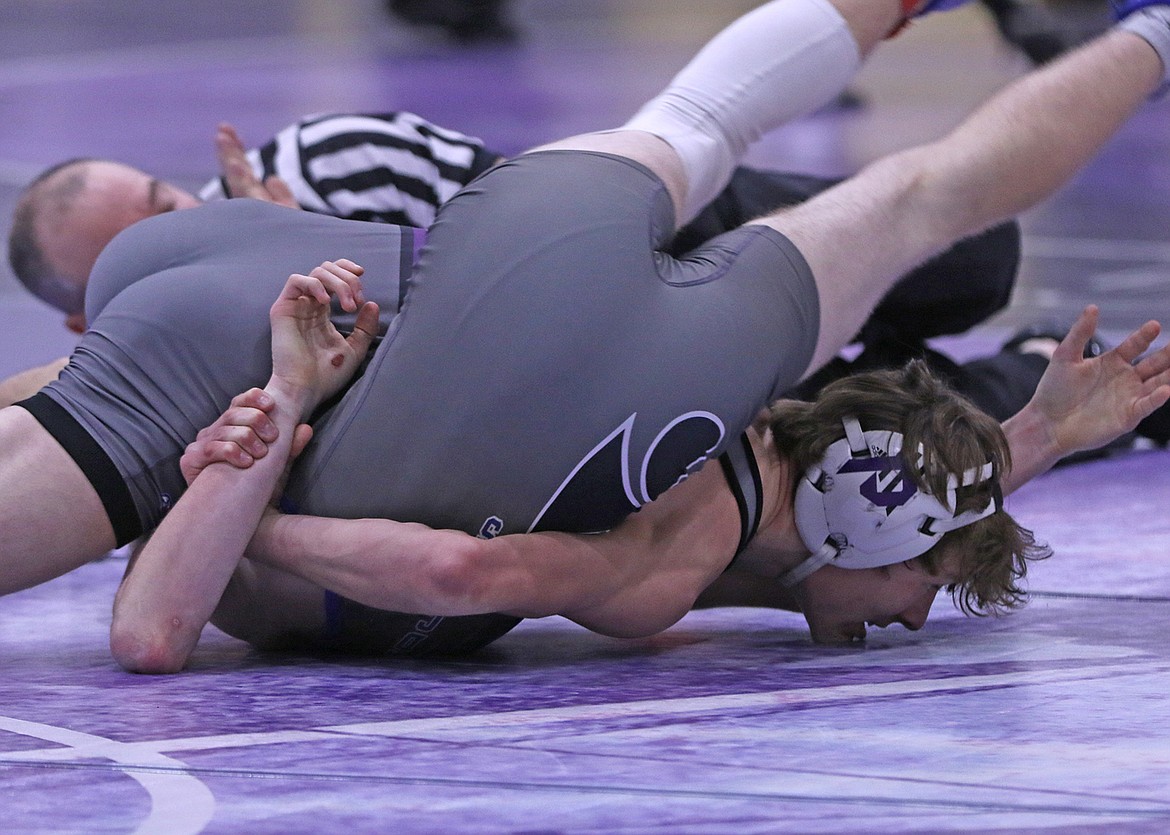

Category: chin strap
[781, 540, 840, 587]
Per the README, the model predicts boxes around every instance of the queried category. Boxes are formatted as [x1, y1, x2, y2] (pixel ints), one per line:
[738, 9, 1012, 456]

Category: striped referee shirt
[199, 112, 501, 228]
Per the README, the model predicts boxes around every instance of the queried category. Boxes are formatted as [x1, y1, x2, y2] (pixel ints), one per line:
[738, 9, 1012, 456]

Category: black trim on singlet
[718, 432, 764, 567]
[16, 392, 141, 546]
[468, 145, 504, 179]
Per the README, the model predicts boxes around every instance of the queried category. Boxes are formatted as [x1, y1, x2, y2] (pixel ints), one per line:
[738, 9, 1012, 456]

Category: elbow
[109, 615, 191, 675]
[415, 536, 499, 614]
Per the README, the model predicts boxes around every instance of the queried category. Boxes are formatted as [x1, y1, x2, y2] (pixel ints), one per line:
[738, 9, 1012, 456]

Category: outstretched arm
[109, 261, 377, 674]
[249, 460, 741, 638]
[1001, 306, 1170, 494]
[181, 396, 747, 638]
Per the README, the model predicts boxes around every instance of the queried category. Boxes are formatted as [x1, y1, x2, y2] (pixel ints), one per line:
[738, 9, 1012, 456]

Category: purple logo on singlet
[478, 516, 504, 539]
[393, 615, 444, 653]
[839, 455, 917, 511]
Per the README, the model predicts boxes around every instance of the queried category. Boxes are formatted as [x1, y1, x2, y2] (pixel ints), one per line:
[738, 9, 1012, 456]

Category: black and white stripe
[199, 111, 500, 228]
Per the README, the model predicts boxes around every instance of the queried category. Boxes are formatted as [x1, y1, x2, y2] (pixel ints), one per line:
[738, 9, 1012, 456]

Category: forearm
[250, 461, 742, 626]
[110, 380, 306, 673]
[248, 513, 507, 615]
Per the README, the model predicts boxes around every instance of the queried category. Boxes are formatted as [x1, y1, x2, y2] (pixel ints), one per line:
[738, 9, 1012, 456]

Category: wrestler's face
[794, 556, 957, 644]
[36, 160, 201, 332]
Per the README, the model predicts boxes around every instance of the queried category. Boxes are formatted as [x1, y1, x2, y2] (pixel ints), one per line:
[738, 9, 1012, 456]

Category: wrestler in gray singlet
[26, 151, 818, 656]
[292, 151, 817, 534]
[26, 200, 418, 541]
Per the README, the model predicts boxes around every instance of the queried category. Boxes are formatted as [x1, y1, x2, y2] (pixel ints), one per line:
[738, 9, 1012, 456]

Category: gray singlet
[30, 150, 818, 655]
[291, 151, 818, 537]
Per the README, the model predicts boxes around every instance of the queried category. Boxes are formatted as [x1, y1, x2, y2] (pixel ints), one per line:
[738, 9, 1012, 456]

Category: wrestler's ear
[290, 423, 314, 460]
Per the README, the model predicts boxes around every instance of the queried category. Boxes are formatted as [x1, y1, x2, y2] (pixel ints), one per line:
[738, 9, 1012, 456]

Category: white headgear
[784, 417, 1000, 586]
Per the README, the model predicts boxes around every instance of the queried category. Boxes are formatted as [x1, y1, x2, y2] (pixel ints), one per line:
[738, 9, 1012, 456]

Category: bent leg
[0, 406, 116, 594]
[674, 167, 1021, 343]
[534, 0, 904, 223]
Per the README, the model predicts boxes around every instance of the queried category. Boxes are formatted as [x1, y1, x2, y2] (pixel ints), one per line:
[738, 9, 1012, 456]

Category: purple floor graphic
[2, 2, 1169, 831]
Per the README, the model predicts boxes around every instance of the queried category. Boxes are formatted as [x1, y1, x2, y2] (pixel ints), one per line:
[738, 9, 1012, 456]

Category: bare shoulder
[555, 459, 744, 637]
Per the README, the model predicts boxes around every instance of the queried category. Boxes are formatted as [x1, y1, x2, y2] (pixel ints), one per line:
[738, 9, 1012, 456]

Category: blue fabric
[1113, 0, 1170, 19]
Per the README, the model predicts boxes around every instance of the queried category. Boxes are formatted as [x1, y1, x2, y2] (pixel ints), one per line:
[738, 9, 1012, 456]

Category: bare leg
[0, 358, 67, 409]
[534, 0, 905, 223]
[758, 29, 1164, 374]
[0, 406, 116, 594]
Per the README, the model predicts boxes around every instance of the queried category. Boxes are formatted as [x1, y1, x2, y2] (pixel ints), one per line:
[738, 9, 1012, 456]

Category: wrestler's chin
[804, 619, 867, 645]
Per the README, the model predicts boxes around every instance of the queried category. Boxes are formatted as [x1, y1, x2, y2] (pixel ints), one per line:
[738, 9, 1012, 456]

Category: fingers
[1057, 307, 1165, 374]
[1135, 341, 1170, 386]
[1136, 383, 1170, 422]
[178, 388, 281, 485]
[278, 260, 367, 313]
[1052, 305, 1099, 363]
[215, 123, 263, 200]
[347, 301, 381, 357]
[198, 438, 263, 468]
[230, 386, 276, 415]
[290, 423, 314, 460]
[1112, 319, 1162, 366]
[278, 273, 332, 309]
[263, 175, 298, 209]
[216, 124, 297, 209]
[180, 437, 256, 485]
[312, 260, 366, 311]
[226, 389, 281, 444]
[216, 122, 245, 152]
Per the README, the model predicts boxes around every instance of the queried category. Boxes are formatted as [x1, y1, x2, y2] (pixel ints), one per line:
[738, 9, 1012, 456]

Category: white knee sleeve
[1119, 5, 1170, 97]
[622, 0, 861, 222]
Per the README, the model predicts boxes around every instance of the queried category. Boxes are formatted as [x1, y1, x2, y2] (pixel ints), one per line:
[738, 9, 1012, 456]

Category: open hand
[1029, 305, 1170, 456]
[269, 259, 379, 419]
[215, 122, 298, 208]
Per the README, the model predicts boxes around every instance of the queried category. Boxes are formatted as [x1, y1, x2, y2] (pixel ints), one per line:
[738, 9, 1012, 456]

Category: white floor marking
[0, 715, 216, 835]
[5, 662, 1164, 761]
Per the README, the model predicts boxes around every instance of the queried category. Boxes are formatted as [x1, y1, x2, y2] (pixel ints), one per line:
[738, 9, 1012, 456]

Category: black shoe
[980, 0, 1075, 65]
[386, 0, 518, 44]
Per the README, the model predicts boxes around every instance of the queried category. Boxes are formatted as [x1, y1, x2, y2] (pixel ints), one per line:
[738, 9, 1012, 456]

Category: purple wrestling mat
[2, 1, 1169, 831]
